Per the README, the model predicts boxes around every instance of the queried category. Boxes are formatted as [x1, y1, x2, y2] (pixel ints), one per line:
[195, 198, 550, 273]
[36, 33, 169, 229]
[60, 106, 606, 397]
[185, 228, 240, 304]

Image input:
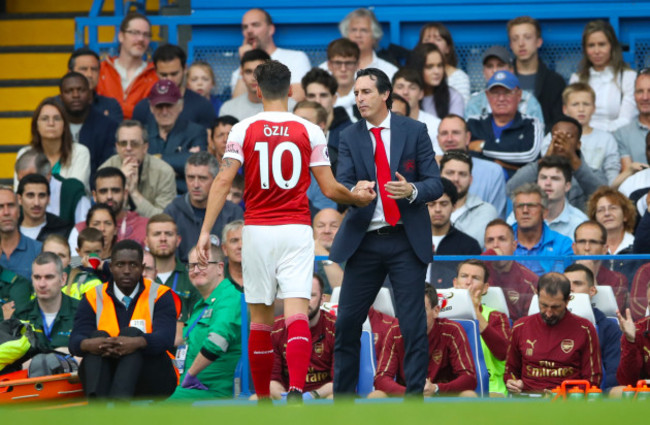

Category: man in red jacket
[614, 286, 650, 392]
[96, 12, 158, 119]
[370, 285, 477, 397]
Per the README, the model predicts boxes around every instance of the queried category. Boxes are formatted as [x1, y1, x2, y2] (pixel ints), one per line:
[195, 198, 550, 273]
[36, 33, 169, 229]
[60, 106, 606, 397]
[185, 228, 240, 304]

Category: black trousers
[79, 328, 177, 399]
[334, 229, 428, 396]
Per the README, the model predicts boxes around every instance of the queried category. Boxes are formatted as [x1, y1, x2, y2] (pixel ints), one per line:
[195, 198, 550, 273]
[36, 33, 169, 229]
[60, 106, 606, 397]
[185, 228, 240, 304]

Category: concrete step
[0, 19, 117, 46]
[0, 52, 70, 79]
[0, 116, 31, 145]
[0, 86, 58, 111]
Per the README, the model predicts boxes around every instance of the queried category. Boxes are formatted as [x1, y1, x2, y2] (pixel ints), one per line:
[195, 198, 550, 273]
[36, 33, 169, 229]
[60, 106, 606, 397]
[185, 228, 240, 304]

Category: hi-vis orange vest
[85, 279, 170, 336]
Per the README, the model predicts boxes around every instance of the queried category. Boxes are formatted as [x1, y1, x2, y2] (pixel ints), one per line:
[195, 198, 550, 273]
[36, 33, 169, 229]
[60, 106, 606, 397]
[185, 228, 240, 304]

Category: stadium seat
[591, 285, 618, 317]
[527, 293, 596, 324]
[437, 288, 489, 397]
[482, 287, 509, 318]
[329, 287, 396, 317]
[234, 293, 251, 398]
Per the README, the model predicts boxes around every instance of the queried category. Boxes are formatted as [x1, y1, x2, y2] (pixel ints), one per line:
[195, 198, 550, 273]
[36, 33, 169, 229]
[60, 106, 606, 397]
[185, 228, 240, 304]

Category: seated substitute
[614, 287, 650, 391]
[69, 240, 179, 399]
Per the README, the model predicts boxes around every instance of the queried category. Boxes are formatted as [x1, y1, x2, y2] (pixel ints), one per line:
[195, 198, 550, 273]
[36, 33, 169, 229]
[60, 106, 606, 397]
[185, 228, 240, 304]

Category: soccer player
[197, 60, 375, 401]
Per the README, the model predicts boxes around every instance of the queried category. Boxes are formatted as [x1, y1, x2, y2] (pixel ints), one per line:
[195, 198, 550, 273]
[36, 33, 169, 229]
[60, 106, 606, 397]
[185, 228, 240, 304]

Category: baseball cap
[487, 70, 520, 90]
[148, 80, 182, 106]
[481, 45, 513, 65]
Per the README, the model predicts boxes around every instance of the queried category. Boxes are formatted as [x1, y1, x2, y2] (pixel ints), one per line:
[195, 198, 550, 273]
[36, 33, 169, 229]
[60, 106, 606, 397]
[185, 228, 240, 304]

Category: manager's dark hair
[356, 68, 392, 109]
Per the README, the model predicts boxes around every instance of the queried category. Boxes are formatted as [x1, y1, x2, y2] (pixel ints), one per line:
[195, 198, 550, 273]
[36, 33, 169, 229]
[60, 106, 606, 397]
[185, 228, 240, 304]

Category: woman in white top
[409, 43, 465, 119]
[569, 20, 637, 132]
[16, 99, 90, 191]
[418, 22, 471, 104]
[587, 187, 636, 255]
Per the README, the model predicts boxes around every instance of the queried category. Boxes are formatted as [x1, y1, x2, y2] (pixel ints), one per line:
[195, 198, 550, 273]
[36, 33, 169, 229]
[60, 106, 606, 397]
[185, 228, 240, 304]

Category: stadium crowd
[2, 8, 650, 401]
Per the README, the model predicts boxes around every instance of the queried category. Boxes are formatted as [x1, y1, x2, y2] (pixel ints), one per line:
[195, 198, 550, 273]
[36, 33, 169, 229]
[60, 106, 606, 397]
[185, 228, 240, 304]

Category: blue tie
[123, 295, 132, 309]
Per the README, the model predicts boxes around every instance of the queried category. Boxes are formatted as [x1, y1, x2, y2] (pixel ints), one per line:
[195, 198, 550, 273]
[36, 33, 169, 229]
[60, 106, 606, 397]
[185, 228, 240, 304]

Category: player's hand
[196, 232, 212, 266]
[385, 172, 413, 199]
[423, 379, 438, 396]
[506, 379, 524, 394]
[469, 286, 483, 310]
[352, 181, 376, 207]
[616, 308, 636, 343]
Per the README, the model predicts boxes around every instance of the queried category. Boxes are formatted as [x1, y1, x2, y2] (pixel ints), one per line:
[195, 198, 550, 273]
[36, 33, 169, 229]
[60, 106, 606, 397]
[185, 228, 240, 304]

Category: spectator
[467, 70, 543, 177]
[221, 220, 244, 289]
[164, 152, 243, 262]
[511, 183, 573, 275]
[392, 68, 441, 153]
[59, 72, 118, 177]
[67, 47, 123, 122]
[613, 70, 650, 171]
[617, 133, 650, 213]
[441, 151, 498, 249]
[572, 220, 629, 312]
[14, 149, 90, 225]
[587, 186, 636, 255]
[390, 93, 409, 117]
[371, 285, 477, 397]
[427, 178, 481, 288]
[409, 43, 464, 119]
[508, 16, 566, 131]
[0, 219, 33, 319]
[82, 204, 117, 261]
[145, 80, 207, 193]
[142, 250, 157, 281]
[452, 259, 511, 396]
[464, 45, 544, 125]
[69, 240, 178, 399]
[323, 39, 360, 121]
[133, 44, 216, 130]
[540, 83, 620, 185]
[13, 252, 78, 353]
[186, 61, 222, 115]
[230, 8, 311, 101]
[168, 244, 242, 400]
[507, 156, 587, 240]
[436, 114, 506, 217]
[267, 275, 335, 400]
[145, 214, 201, 337]
[208, 116, 239, 166]
[312, 208, 343, 294]
[16, 99, 91, 191]
[220, 49, 279, 121]
[507, 116, 607, 212]
[96, 12, 157, 119]
[505, 273, 602, 393]
[614, 296, 650, 390]
[60, 228, 103, 300]
[17, 174, 72, 242]
[417, 22, 470, 104]
[564, 263, 621, 391]
[100, 120, 177, 218]
[0, 186, 42, 280]
[483, 218, 538, 321]
[629, 256, 650, 321]
[570, 20, 637, 132]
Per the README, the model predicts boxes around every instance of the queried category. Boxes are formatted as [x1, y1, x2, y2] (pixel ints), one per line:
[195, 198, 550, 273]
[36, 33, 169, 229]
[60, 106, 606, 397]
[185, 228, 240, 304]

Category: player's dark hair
[313, 274, 325, 296]
[538, 272, 571, 302]
[440, 149, 473, 173]
[425, 284, 438, 308]
[95, 167, 126, 189]
[553, 115, 582, 140]
[153, 44, 187, 68]
[112, 239, 144, 264]
[392, 67, 424, 90]
[17, 173, 50, 196]
[439, 177, 458, 206]
[574, 220, 607, 244]
[255, 60, 291, 100]
[457, 259, 489, 283]
[356, 68, 392, 109]
[68, 47, 100, 71]
[564, 263, 595, 287]
[390, 93, 410, 117]
[538, 155, 572, 183]
[301, 68, 338, 95]
[211, 115, 239, 133]
[240, 49, 271, 67]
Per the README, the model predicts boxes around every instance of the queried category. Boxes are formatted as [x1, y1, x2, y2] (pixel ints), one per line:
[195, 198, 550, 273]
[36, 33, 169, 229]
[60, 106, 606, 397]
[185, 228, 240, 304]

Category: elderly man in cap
[467, 70, 543, 178]
[145, 80, 207, 193]
[465, 45, 544, 125]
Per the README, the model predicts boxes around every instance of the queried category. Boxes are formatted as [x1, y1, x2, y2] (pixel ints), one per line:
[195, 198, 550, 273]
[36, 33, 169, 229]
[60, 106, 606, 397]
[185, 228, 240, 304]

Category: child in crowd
[186, 61, 222, 115]
[62, 228, 104, 299]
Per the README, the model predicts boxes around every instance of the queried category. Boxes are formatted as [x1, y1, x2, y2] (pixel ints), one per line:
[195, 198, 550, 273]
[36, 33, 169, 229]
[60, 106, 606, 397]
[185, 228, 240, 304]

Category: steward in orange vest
[69, 240, 179, 399]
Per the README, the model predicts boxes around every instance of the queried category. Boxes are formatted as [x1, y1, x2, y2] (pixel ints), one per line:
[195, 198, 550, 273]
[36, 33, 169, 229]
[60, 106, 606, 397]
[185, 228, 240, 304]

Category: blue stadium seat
[234, 293, 251, 398]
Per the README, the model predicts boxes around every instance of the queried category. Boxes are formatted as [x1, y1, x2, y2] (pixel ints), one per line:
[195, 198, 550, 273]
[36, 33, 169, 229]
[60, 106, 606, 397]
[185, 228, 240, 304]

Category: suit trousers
[333, 228, 428, 396]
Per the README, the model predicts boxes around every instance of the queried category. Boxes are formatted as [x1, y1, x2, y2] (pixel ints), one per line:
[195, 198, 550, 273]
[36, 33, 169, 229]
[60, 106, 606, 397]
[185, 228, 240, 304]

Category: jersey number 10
[254, 141, 302, 190]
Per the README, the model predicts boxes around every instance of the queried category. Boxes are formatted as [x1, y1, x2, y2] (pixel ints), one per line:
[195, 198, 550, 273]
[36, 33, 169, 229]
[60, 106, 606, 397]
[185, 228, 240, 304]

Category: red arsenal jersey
[505, 310, 602, 391]
[616, 316, 650, 385]
[629, 263, 650, 321]
[368, 307, 399, 356]
[596, 265, 629, 313]
[484, 254, 538, 321]
[270, 311, 336, 391]
[224, 111, 330, 226]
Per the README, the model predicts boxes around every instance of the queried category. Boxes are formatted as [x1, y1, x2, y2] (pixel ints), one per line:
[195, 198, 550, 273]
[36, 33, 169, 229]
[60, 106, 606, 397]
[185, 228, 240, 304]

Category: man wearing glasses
[511, 182, 573, 276]
[321, 38, 361, 122]
[100, 120, 177, 218]
[467, 70, 543, 179]
[97, 12, 158, 119]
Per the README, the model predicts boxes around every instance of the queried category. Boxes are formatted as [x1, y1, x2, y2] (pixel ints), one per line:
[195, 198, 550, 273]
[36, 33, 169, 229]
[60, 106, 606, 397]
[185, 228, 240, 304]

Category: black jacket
[428, 226, 482, 289]
[19, 212, 73, 242]
[515, 60, 566, 133]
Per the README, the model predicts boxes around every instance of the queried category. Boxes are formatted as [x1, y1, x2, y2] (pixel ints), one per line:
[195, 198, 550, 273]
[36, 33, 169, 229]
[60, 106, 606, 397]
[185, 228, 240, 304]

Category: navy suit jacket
[329, 113, 442, 265]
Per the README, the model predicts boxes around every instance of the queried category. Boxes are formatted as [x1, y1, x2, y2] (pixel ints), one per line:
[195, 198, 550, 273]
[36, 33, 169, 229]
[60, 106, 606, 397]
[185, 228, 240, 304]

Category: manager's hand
[385, 172, 413, 200]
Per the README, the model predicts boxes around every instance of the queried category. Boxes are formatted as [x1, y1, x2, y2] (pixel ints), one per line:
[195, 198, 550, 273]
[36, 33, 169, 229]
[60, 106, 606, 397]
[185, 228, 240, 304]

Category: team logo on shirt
[403, 159, 415, 172]
[561, 339, 574, 354]
[432, 349, 443, 364]
[438, 292, 453, 311]
[507, 290, 520, 304]
[314, 342, 324, 355]
[526, 339, 536, 356]
[323, 146, 329, 160]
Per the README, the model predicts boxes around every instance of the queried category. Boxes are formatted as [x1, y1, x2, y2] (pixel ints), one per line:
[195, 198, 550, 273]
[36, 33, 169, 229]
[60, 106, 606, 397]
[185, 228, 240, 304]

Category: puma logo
[526, 339, 537, 356]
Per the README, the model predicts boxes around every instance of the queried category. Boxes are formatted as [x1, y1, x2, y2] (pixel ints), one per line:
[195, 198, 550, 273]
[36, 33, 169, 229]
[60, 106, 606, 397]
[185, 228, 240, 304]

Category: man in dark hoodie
[17, 174, 72, 242]
[164, 152, 243, 261]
